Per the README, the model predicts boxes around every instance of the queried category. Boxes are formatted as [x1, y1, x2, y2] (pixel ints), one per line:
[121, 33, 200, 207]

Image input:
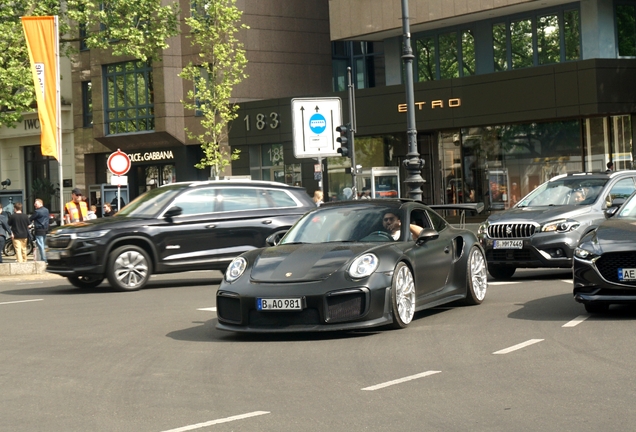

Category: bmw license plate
[618, 268, 636, 281]
[257, 298, 303, 311]
[494, 240, 523, 249]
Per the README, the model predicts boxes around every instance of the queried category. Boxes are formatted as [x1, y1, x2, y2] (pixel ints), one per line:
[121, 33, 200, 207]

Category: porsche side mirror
[416, 228, 439, 245]
[266, 230, 287, 246]
[163, 206, 183, 220]
[605, 206, 619, 218]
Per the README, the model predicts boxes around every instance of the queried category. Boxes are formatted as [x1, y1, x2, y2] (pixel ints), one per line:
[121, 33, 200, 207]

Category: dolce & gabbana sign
[129, 150, 174, 162]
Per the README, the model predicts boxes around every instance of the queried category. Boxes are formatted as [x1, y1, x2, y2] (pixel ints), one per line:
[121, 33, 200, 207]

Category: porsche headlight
[574, 247, 598, 261]
[349, 253, 378, 278]
[73, 230, 109, 239]
[541, 219, 580, 233]
[225, 257, 247, 282]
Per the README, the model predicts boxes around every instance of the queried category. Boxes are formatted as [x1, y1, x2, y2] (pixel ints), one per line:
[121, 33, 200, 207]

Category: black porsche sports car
[216, 199, 488, 332]
[573, 191, 636, 313]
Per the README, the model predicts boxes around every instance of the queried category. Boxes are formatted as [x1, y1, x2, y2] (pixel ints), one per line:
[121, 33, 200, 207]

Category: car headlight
[477, 222, 488, 236]
[574, 247, 598, 261]
[225, 257, 247, 282]
[541, 219, 580, 233]
[73, 230, 110, 239]
[349, 253, 378, 278]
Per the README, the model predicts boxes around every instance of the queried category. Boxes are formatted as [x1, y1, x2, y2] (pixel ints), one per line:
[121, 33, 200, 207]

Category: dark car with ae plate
[45, 181, 315, 291]
[574, 191, 636, 313]
[478, 171, 636, 279]
[216, 199, 487, 333]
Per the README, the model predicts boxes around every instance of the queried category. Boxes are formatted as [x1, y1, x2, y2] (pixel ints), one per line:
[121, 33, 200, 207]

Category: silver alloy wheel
[395, 264, 416, 324]
[113, 249, 149, 289]
[469, 248, 488, 301]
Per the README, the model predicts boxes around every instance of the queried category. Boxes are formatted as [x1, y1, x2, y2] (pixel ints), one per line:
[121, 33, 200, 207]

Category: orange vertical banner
[21, 16, 60, 161]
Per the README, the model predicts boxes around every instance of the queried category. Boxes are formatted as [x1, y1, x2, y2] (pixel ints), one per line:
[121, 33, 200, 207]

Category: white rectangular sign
[291, 97, 343, 158]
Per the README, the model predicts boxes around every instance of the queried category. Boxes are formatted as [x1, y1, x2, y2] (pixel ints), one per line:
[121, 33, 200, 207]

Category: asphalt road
[1, 269, 635, 432]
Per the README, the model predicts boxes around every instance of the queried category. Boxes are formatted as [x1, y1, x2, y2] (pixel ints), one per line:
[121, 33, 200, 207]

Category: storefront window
[583, 115, 633, 171]
[444, 121, 582, 211]
[249, 143, 286, 183]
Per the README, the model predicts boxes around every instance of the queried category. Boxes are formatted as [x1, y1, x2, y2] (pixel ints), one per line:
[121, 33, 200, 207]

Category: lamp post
[400, 0, 424, 202]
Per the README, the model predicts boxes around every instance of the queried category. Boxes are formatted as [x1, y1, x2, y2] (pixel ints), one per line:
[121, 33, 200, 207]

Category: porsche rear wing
[428, 203, 485, 228]
[427, 203, 485, 214]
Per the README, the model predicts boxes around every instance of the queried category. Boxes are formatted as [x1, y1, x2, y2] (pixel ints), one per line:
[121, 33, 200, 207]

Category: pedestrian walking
[0, 203, 12, 263]
[29, 198, 50, 262]
[9, 202, 30, 263]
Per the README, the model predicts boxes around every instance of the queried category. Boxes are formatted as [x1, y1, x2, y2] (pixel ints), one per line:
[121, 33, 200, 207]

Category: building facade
[71, 0, 332, 207]
[230, 0, 636, 217]
[0, 58, 75, 215]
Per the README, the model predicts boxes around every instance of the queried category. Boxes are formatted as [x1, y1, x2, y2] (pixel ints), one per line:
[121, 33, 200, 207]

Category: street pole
[347, 67, 358, 199]
[401, 0, 424, 202]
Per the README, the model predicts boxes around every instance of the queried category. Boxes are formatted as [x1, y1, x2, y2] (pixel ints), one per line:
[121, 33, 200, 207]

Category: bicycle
[2, 226, 35, 257]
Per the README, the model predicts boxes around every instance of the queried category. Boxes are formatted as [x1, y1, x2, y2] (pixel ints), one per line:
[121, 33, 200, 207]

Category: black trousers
[0, 235, 5, 263]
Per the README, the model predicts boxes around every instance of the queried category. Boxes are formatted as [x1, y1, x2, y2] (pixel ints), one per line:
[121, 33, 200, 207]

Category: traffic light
[336, 124, 351, 157]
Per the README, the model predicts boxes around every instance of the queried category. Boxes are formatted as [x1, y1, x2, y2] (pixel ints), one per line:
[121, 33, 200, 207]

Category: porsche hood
[249, 243, 374, 282]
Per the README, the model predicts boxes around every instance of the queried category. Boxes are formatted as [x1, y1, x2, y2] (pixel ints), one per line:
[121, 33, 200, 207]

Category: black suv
[46, 181, 316, 290]
[477, 171, 636, 279]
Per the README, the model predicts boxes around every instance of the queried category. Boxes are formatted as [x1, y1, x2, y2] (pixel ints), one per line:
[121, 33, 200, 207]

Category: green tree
[180, 0, 248, 179]
[0, 0, 179, 127]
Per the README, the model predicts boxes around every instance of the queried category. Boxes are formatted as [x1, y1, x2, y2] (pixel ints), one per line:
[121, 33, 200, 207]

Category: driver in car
[383, 212, 424, 241]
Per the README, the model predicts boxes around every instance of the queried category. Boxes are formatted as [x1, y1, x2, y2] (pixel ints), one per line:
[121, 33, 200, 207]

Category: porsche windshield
[281, 205, 402, 244]
[115, 185, 184, 218]
[517, 178, 608, 207]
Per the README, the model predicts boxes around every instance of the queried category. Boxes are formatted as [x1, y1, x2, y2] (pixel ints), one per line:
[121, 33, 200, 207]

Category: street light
[401, 0, 424, 202]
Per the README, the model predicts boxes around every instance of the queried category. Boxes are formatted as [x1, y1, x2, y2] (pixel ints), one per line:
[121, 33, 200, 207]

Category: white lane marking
[161, 411, 270, 432]
[489, 281, 520, 285]
[361, 371, 441, 391]
[0, 299, 43, 306]
[197, 307, 216, 312]
[493, 339, 544, 355]
[16, 282, 45, 286]
[561, 280, 573, 284]
[563, 314, 590, 327]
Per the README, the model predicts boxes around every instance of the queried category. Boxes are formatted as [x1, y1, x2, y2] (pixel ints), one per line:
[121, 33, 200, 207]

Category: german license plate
[257, 298, 303, 311]
[494, 240, 523, 249]
[618, 268, 636, 281]
[46, 251, 61, 260]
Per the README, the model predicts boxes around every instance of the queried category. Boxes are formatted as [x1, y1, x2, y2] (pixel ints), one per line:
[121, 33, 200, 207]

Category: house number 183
[243, 112, 280, 131]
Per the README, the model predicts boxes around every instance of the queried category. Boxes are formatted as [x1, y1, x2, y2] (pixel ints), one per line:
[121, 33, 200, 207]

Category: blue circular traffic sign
[309, 113, 327, 134]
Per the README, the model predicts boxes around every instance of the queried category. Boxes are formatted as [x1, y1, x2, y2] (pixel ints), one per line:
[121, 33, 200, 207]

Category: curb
[0, 262, 48, 277]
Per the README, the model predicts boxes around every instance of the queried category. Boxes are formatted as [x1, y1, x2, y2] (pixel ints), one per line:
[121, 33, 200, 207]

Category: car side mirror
[266, 230, 287, 246]
[605, 206, 620, 218]
[163, 206, 183, 220]
[416, 228, 439, 245]
[610, 198, 626, 208]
